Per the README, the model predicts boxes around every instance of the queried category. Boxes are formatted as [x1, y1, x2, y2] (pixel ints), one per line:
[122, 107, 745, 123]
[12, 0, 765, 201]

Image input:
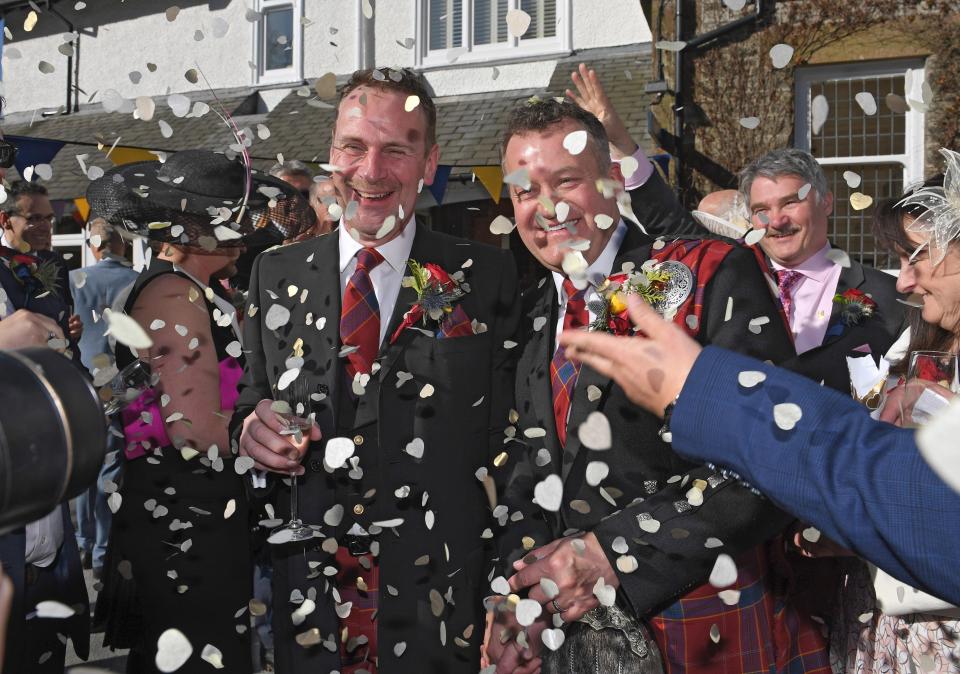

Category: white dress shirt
[338, 218, 417, 346]
[770, 243, 843, 354]
[551, 220, 628, 352]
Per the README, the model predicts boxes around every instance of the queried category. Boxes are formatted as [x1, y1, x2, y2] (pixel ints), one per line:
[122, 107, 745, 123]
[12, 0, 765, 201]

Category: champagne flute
[899, 351, 959, 429]
[101, 359, 157, 416]
[269, 376, 317, 544]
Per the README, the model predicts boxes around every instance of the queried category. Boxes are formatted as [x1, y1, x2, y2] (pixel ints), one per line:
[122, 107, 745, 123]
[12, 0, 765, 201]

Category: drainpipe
[358, 0, 375, 69]
[670, 0, 766, 197]
[673, 0, 684, 193]
[46, 2, 77, 114]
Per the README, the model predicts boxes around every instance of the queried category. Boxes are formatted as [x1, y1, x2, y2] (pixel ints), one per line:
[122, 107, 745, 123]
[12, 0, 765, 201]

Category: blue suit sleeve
[671, 345, 960, 605]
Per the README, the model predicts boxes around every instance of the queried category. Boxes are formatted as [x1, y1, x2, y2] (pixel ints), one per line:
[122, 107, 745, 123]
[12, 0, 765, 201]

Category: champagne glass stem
[289, 472, 300, 526]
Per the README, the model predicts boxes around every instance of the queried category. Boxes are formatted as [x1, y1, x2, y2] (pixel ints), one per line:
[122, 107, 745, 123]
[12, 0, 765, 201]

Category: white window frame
[414, 0, 571, 70]
[51, 233, 92, 269]
[253, 0, 304, 85]
[795, 58, 926, 271]
[795, 58, 926, 187]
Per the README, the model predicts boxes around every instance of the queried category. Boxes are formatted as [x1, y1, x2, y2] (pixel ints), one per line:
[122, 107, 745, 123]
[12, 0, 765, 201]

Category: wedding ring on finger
[551, 598, 567, 613]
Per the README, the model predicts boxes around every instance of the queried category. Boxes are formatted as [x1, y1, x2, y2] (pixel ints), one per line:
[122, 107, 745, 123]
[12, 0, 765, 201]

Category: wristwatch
[658, 394, 680, 443]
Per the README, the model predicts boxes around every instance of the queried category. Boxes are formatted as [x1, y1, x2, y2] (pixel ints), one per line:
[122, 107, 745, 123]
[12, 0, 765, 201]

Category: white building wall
[302, 0, 361, 80]
[2, 2, 253, 114]
[0, 0, 649, 115]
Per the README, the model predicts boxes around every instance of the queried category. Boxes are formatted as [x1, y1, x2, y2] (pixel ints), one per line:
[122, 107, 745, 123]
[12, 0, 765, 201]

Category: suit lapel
[520, 279, 562, 464]
[304, 233, 343, 431]
[560, 228, 653, 482]
[810, 260, 866, 351]
[376, 223, 443, 382]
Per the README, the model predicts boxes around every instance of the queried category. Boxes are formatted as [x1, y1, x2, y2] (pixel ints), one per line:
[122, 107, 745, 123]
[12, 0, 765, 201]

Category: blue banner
[427, 164, 452, 205]
[6, 135, 67, 179]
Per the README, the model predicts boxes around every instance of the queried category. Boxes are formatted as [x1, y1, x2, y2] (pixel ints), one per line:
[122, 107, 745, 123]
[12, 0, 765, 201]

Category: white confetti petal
[264, 304, 291, 331]
[811, 95, 829, 135]
[737, 370, 766, 387]
[156, 629, 193, 673]
[515, 598, 542, 627]
[843, 171, 862, 188]
[769, 43, 794, 69]
[773, 402, 802, 431]
[585, 460, 608, 486]
[594, 213, 614, 230]
[534, 474, 563, 512]
[743, 227, 766, 246]
[708, 553, 738, 588]
[35, 600, 76, 618]
[106, 312, 153, 350]
[562, 130, 588, 156]
[505, 8, 531, 37]
[855, 91, 877, 116]
[542, 627, 565, 651]
[577, 411, 612, 450]
[489, 215, 515, 235]
[325, 437, 355, 469]
[739, 116, 760, 130]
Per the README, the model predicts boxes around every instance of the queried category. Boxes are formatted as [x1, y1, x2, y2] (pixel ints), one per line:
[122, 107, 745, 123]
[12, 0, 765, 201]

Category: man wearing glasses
[0, 180, 57, 253]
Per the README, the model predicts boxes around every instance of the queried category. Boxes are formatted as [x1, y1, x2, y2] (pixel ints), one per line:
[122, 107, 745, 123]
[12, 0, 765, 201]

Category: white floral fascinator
[898, 148, 960, 266]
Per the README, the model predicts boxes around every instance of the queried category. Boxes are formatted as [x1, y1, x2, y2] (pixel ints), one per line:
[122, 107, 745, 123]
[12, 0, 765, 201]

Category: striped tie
[340, 248, 384, 379]
[551, 278, 589, 447]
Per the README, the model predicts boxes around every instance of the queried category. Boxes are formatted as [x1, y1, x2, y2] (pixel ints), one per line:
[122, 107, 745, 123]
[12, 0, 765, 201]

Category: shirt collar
[552, 219, 628, 304]
[338, 217, 416, 275]
[769, 242, 837, 282]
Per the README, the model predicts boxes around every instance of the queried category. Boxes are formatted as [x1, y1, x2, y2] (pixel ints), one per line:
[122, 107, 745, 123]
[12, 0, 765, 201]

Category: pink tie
[777, 269, 804, 321]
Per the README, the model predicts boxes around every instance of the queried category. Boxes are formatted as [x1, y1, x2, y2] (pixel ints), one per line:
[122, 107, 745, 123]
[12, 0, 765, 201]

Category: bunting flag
[107, 146, 160, 166]
[74, 197, 90, 222]
[427, 164, 452, 205]
[6, 135, 67, 180]
[651, 153, 671, 180]
[473, 166, 504, 204]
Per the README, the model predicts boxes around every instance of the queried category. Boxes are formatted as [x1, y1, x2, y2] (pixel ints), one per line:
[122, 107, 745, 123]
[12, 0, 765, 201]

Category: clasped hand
[238, 398, 322, 474]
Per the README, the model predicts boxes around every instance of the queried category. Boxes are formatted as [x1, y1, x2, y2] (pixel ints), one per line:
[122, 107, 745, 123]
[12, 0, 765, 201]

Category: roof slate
[4, 44, 655, 201]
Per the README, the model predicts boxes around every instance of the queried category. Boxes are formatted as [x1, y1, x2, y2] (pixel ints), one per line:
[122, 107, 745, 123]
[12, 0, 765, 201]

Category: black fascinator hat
[86, 149, 316, 250]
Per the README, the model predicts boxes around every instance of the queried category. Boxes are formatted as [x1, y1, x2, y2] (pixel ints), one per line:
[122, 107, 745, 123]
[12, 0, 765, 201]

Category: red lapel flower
[834, 289, 877, 326]
[389, 259, 472, 343]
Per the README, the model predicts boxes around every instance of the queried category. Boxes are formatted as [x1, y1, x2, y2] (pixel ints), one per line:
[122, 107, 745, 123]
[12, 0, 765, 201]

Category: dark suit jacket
[0, 262, 90, 670]
[673, 345, 960, 605]
[232, 224, 520, 674]
[499, 226, 798, 617]
[627, 170, 707, 240]
[783, 257, 906, 392]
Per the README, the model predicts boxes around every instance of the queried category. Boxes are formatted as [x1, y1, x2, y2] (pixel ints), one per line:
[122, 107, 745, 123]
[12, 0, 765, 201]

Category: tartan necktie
[340, 247, 385, 379]
[550, 278, 589, 447]
[776, 269, 804, 323]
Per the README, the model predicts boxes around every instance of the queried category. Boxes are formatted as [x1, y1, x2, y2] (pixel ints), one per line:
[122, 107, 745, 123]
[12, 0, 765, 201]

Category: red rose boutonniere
[834, 288, 877, 326]
[0, 245, 60, 297]
[588, 261, 674, 335]
[389, 259, 473, 343]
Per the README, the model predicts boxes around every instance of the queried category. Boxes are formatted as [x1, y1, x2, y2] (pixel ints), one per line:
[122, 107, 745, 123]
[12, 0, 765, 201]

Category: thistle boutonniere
[834, 288, 877, 326]
[0, 245, 61, 297]
[390, 259, 472, 343]
[588, 260, 674, 335]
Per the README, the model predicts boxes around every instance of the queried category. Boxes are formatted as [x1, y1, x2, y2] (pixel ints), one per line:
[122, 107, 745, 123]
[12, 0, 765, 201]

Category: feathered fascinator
[899, 148, 960, 266]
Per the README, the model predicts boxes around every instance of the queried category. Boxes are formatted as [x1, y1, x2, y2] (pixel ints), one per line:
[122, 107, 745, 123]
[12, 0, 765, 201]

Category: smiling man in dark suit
[487, 99, 830, 674]
[741, 149, 905, 390]
[233, 68, 520, 674]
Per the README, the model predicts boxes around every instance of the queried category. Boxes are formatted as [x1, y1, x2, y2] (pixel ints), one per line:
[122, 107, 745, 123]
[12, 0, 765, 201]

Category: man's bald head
[697, 190, 742, 219]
